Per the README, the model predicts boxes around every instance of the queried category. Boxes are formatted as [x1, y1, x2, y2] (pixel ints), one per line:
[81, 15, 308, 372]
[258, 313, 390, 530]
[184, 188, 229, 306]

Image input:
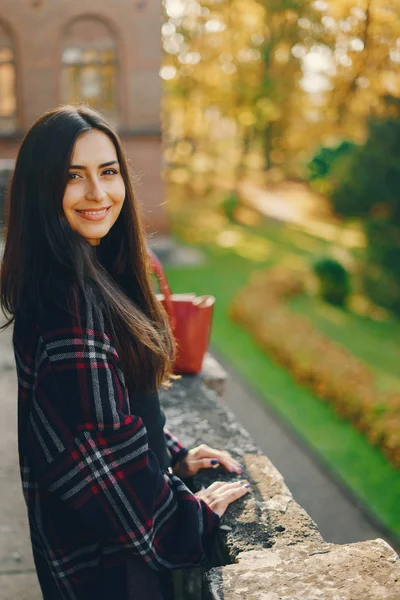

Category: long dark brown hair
[0, 105, 175, 392]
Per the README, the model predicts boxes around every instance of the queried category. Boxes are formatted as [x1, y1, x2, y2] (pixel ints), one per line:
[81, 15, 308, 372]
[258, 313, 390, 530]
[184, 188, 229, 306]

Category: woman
[0, 105, 250, 600]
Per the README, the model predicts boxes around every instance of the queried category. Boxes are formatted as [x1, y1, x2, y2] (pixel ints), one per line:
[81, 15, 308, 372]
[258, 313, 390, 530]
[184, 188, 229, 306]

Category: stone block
[200, 353, 227, 398]
[161, 371, 399, 600]
[206, 539, 400, 600]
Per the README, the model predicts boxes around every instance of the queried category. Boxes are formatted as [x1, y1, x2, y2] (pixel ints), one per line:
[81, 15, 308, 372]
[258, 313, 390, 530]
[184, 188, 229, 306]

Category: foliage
[230, 266, 400, 469]
[221, 191, 240, 223]
[307, 140, 357, 181]
[329, 105, 400, 221]
[313, 256, 351, 307]
[327, 103, 400, 313]
[162, 0, 400, 183]
[362, 261, 400, 316]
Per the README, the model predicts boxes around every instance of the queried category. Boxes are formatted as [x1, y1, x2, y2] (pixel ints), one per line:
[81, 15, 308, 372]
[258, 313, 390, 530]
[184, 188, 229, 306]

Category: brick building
[0, 0, 167, 231]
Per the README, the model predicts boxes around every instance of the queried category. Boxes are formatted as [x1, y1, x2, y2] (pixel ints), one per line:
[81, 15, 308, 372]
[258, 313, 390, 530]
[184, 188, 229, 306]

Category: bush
[307, 140, 357, 182]
[230, 266, 400, 469]
[362, 264, 400, 316]
[221, 192, 240, 222]
[313, 257, 351, 307]
[326, 99, 400, 314]
[329, 106, 400, 222]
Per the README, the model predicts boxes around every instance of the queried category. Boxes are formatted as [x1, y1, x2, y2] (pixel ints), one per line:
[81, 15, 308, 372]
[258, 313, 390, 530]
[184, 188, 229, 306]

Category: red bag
[148, 250, 215, 374]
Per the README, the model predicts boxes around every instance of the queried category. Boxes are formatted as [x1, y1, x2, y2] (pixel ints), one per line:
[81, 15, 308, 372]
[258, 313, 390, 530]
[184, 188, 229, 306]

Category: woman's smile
[76, 206, 112, 221]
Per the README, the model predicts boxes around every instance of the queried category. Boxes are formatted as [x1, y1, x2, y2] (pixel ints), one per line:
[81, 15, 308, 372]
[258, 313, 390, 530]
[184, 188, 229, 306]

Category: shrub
[362, 263, 400, 316]
[361, 217, 400, 314]
[221, 192, 240, 223]
[329, 106, 400, 223]
[326, 100, 400, 315]
[313, 257, 351, 307]
[307, 140, 357, 182]
[230, 266, 400, 469]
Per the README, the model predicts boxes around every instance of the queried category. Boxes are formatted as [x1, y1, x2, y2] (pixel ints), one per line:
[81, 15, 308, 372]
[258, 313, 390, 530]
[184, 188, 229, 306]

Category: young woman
[0, 105, 250, 600]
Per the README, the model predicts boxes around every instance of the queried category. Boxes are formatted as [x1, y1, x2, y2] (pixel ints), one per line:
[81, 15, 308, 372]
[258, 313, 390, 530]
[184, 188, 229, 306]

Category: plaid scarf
[13, 293, 219, 599]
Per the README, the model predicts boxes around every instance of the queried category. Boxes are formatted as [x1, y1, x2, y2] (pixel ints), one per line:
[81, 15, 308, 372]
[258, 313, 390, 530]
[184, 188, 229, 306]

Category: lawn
[288, 294, 400, 393]
[164, 192, 400, 542]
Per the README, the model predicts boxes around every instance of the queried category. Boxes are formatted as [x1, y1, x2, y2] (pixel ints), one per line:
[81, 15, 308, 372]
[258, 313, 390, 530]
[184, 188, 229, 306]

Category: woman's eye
[68, 172, 81, 180]
[102, 168, 118, 176]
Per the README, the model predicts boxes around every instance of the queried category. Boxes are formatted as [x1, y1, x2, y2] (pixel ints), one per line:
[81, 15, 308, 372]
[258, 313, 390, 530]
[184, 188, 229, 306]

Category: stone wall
[161, 359, 400, 600]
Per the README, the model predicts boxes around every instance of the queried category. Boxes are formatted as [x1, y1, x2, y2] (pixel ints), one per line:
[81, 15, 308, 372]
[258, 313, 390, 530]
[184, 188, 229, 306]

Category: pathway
[214, 349, 399, 552]
[237, 179, 365, 249]
[0, 327, 41, 599]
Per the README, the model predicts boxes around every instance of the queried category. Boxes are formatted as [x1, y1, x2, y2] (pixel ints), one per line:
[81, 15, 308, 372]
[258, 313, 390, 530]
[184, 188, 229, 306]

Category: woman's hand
[195, 481, 251, 517]
[172, 444, 242, 479]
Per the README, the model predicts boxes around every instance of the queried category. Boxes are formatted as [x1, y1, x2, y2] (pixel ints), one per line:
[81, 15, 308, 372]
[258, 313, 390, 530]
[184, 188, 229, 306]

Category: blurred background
[0, 0, 399, 561]
[160, 0, 400, 549]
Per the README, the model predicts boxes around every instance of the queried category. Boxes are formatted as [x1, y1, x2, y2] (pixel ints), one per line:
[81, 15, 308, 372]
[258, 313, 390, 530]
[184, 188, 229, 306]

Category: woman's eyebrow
[69, 160, 119, 169]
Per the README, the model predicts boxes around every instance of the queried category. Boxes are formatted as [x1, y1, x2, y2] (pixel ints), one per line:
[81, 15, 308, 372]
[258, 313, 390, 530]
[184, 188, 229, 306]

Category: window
[62, 18, 118, 126]
[0, 22, 17, 133]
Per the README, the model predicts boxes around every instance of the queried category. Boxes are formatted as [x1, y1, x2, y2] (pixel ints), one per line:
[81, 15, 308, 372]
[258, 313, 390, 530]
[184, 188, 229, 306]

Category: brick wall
[0, 0, 167, 232]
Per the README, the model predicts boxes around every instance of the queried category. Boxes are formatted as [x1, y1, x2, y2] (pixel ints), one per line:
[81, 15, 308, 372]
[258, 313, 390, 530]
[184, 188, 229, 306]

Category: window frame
[0, 21, 19, 135]
[60, 17, 120, 128]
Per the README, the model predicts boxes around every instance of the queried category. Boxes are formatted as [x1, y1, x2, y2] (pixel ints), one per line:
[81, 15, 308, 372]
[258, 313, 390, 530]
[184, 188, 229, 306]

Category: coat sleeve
[29, 299, 219, 570]
[164, 428, 189, 468]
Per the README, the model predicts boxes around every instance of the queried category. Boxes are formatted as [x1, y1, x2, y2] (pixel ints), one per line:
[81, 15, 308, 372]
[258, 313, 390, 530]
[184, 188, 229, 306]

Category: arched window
[62, 17, 118, 126]
[0, 22, 17, 133]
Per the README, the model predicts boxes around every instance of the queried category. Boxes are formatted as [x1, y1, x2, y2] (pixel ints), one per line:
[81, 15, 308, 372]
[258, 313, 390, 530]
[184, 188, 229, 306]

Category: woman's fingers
[179, 457, 224, 477]
[218, 482, 250, 501]
[190, 445, 242, 474]
[195, 480, 251, 517]
[173, 452, 242, 478]
[221, 457, 242, 473]
[203, 480, 229, 492]
[190, 458, 221, 472]
[195, 480, 240, 502]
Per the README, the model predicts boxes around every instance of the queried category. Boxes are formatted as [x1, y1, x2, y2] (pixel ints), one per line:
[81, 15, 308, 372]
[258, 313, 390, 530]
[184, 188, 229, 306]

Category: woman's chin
[74, 224, 111, 244]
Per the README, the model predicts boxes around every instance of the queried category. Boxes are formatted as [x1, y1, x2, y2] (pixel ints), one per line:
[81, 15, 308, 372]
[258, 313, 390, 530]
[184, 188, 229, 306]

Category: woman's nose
[85, 177, 107, 202]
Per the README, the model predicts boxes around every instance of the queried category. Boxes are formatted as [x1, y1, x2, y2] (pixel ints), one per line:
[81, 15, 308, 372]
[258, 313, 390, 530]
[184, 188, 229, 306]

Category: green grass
[165, 246, 400, 541]
[288, 295, 400, 392]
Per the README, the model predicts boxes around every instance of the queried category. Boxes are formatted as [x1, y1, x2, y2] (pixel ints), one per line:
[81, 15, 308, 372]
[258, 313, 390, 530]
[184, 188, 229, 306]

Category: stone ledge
[199, 353, 227, 398]
[206, 539, 400, 600]
[161, 371, 400, 600]
[162, 376, 323, 561]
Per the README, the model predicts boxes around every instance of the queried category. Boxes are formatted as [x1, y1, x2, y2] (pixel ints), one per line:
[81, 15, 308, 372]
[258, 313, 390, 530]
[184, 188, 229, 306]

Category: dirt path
[237, 179, 365, 249]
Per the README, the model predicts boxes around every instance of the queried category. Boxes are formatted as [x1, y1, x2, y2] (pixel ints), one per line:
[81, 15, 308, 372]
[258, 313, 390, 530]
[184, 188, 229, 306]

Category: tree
[328, 97, 400, 313]
[161, 0, 400, 185]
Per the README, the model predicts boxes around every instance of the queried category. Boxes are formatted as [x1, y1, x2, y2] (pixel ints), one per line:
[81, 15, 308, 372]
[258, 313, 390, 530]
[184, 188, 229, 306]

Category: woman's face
[63, 129, 126, 245]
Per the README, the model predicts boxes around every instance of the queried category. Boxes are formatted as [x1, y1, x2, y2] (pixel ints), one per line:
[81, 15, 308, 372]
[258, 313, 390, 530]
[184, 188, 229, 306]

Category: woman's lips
[75, 207, 112, 221]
